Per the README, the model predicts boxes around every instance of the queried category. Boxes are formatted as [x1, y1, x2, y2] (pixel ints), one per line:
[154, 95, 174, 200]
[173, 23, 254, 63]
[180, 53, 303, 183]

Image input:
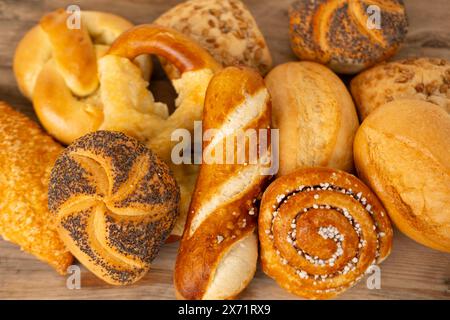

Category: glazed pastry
[289, 0, 408, 74]
[48, 131, 180, 284]
[155, 0, 272, 77]
[354, 99, 450, 252]
[175, 67, 271, 299]
[265, 62, 359, 176]
[351, 57, 450, 119]
[0, 102, 73, 274]
[14, 9, 151, 144]
[107, 24, 221, 240]
[259, 167, 393, 299]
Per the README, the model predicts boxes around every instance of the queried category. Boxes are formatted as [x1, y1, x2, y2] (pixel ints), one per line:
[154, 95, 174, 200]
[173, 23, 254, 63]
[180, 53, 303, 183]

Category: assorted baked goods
[174, 67, 271, 299]
[354, 100, 450, 253]
[0, 102, 73, 275]
[155, 0, 272, 77]
[259, 167, 393, 299]
[289, 0, 408, 74]
[351, 57, 450, 119]
[1, 0, 448, 301]
[13, 9, 151, 144]
[48, 131, 180, 284]
[265, 62, 359, 176]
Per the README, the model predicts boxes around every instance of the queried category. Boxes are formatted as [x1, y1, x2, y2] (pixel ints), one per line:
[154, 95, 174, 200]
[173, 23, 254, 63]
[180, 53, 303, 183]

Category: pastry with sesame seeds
[48, 131, 180, 285]
[0, 102, 73, 275]
[259, 167, 393, 299]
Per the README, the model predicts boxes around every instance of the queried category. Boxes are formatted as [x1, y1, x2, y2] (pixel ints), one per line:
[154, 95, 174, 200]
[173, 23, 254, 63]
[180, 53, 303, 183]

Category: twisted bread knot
[259, 168, 393, 299]
[49, 131, 180, 285]
[175, 67, 272, 300]
[289, 0, 408, 73]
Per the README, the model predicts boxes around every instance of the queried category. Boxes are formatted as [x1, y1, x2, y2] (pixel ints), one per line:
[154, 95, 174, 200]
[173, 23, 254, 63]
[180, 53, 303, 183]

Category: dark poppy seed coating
[49, 131, 180, 285]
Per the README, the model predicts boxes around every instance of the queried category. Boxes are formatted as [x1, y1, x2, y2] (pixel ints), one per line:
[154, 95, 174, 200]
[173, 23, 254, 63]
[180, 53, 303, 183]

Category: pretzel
[174, 66, 272, 299]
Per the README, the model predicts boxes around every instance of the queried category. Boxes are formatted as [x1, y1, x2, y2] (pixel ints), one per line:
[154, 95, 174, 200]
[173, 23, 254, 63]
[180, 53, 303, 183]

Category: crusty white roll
[265, 61, 359, 176]
[174, 66, 272, 299]
[354, 99, 450, 252]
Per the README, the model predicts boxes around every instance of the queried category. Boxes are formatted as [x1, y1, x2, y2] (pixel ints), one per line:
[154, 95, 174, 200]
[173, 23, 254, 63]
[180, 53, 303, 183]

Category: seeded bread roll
[351, 57, 450, 120]
[155, 0, 272, 77]
[354, 100, 450, 252]
[0, 102, 73, 274]
[265, 62, 359, 176]
[289, 0, 408, 74]
[49, 131, 180, 284]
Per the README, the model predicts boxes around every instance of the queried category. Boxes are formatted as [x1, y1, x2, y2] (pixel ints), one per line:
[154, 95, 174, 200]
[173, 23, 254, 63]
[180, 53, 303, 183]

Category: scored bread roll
[174, 67, 272, 299]
[155, 0, 272, 77]
[351, 57, 450, 120]
[354, 99, 450, 252]
[49, 131, 180, 284]
[259, 168, 393, 299]
[289, 0, 408, 74]
[0, 102, 73, 274]
[265, 62, 359, 176]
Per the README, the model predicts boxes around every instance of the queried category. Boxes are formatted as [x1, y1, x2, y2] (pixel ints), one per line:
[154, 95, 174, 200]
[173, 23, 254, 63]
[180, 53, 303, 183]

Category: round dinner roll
[265, 61, 359, 177]
[354, 100, 450, 252]
[49, 131, 180, 284]
[351, 57, 450, 120]
[289, 0, 408, 74]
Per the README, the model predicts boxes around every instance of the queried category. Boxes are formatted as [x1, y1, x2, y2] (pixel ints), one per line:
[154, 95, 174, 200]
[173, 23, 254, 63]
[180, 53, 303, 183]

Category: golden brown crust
[350, 57, 450, 120]
[155, 0, 272, 76]
[289, 0, 408, 74]
[0, 102, 73, 274]
[259, 167, 393, 299]
[49, 131, 180, 284]
[265, 61, 359, 176]
[354, 99, 450, 252]
[174, 67, 271, 299]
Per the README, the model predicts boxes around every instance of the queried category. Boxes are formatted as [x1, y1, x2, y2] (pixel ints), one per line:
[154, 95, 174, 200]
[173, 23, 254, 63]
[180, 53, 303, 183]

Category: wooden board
[0, 0, 449, 300]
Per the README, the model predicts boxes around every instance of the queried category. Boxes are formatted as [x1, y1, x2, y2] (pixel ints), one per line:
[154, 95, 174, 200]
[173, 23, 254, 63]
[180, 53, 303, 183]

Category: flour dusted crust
[155, 0, 272, 76]
[351, 57, 450, 119]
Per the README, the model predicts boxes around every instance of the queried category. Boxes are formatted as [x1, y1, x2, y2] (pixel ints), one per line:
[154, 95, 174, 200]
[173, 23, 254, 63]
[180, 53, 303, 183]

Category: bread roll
[351, 57, 450, 119]
[289, 0, 408, 74]
[0, 102, 73, 274]
[265, 62, 359, 176]
[259, 167, 393, 299]
[49, 131, 180, 284]
[354, 99, 450, 252]
[155, 0, 272, 76]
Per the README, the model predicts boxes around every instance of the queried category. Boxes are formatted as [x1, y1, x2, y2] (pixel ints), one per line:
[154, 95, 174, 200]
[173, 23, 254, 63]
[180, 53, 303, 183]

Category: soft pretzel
[13, 9, 151, 144]
[48, 131, 180, 285]
[174, 67, 272, 300]
[259, 168, 393, 299]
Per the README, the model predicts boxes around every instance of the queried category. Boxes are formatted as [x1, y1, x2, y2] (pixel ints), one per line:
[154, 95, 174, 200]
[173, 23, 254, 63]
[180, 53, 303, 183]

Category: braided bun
[49, 131, 180, 285]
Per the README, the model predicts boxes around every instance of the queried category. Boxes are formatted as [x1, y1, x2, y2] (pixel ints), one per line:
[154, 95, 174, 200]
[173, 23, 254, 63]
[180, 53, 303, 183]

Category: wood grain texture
[0, 0, 449, 300]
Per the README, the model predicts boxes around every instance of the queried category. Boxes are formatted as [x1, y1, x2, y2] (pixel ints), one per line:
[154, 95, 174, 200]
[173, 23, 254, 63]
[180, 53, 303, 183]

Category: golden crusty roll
[351, 57, 450, 120]
[48, 131, 180, 284]
[107, 24, 221, 240]
[354, 99, 450, 252]
[155, 0, 272, 77]
[0, 102, 73, 274]
[259, 167, 393, 299]
[174, 67, 272, 300]
[289, 0, 408, 74]
[13, 9, 153, 145]
[265, 62, 359, 176]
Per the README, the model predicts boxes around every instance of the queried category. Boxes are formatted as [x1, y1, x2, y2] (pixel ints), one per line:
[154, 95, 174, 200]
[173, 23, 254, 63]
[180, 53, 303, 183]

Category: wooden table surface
[0, 0, 449, 300]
